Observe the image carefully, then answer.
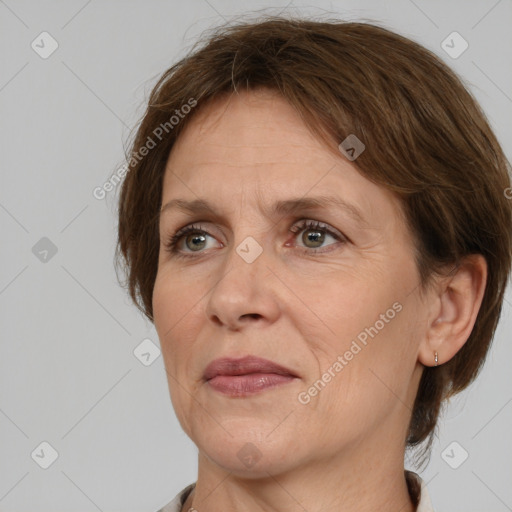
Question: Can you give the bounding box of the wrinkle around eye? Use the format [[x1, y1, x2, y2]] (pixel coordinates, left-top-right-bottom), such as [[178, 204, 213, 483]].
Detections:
[[162, 218, 350, 259]]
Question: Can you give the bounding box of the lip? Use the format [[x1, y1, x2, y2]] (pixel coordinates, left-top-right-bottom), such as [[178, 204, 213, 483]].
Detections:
[[203, 356, 299, 397]]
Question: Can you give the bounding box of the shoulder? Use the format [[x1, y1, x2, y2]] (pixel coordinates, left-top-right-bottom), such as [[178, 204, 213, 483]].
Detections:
[[156, 475, 434, 512], [155, 483, 196, 512], [406, 470, 435, 512]]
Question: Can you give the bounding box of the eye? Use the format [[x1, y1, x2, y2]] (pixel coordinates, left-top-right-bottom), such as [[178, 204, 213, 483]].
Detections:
[[164, 219, 347, 259], [288, 219, 346, 253], [164, 223, 220, 257]]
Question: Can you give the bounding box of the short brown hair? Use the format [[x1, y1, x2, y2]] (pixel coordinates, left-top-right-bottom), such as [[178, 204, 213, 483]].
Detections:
[[116, 16, 512, 453]]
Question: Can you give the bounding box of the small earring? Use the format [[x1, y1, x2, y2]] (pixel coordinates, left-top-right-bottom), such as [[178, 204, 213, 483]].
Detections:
[[434, 351, 438, 366]]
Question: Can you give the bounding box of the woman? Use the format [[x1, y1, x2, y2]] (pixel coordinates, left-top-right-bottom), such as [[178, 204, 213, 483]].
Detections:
[[116, 17, 511, 512]]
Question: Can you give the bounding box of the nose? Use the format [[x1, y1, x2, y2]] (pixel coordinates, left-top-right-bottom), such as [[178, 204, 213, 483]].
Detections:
[[204, 237, 281, 331]]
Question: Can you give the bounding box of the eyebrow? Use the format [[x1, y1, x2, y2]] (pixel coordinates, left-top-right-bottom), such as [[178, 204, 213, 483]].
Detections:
[[160, 195, 369, 226]]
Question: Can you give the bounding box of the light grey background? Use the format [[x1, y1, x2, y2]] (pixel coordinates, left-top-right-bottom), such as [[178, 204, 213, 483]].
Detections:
[[1, 1, 511, 511]]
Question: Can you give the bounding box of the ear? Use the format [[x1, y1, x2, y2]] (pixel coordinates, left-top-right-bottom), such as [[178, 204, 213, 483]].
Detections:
[[418, 254, 487, 367]]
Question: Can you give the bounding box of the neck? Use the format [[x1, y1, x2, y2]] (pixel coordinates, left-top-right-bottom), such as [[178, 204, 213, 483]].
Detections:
[[183, 440, 415, 512]]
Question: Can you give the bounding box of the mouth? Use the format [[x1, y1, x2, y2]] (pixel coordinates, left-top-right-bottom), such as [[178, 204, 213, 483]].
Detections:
[[203, 355, 299, 397]]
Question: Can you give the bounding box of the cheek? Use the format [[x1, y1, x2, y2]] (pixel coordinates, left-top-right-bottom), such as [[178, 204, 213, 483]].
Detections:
[[153, 267, 198, 332], [305, 268, 419, 401], [311, 275, 393, 345], [153, 271, 204, 434], [152, 269, 203, 377], [333, 301, 420, 408]]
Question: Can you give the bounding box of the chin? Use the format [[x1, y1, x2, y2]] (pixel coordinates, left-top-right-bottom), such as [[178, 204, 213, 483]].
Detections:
[[201, 443, 297, 478], [192, 420, 302, 477]]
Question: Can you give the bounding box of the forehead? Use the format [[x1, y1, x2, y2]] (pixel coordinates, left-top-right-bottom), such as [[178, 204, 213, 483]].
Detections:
[[161, 89, 404, 227], [169, 89, 326, 165], [165, 90, 349, 187]]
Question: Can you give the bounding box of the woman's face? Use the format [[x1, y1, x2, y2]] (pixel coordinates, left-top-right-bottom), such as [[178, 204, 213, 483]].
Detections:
[[153, 88, 427, 476]]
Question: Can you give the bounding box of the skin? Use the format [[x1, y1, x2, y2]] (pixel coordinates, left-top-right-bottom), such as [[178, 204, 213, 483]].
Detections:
[[152, 88, 487, 512]]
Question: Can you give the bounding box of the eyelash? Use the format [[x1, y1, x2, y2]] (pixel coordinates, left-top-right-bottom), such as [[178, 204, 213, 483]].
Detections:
[[164, 220, 347, 258]]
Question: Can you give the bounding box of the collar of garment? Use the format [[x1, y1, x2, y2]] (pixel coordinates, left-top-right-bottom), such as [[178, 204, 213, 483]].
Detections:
[[156, 470, 434, 512]]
